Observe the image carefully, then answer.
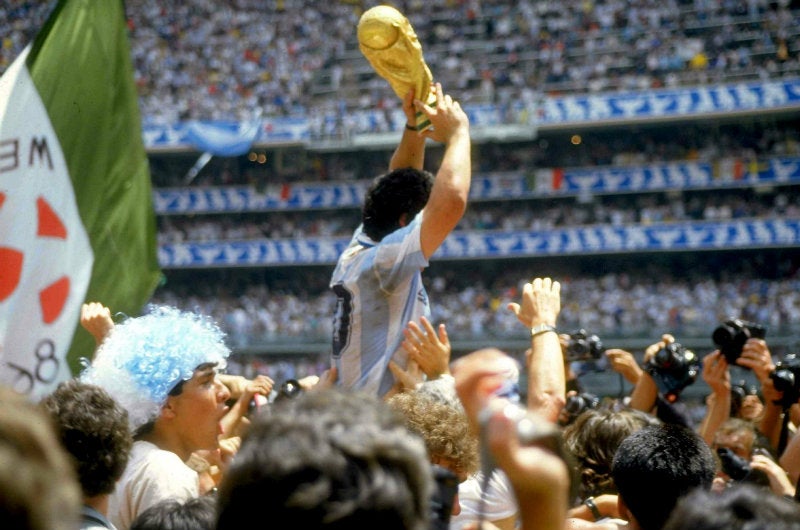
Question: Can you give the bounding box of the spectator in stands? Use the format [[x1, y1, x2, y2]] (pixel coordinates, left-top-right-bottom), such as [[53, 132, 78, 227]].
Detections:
[[0, 385, 81, 530], [80, 305, 232, 530], [215, 388, 434, 530], [330, 83, 471, 397], [41, 380, 133, 530]]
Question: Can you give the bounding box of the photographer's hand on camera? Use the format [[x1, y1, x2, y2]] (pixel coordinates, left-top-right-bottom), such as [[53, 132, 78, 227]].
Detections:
[[643, 333, 675, 365], [628, 335, 675, 414], [702, 351, 731, 394], [749, 453, 796, 497], [604, 349, 643, 385], [737, 339, 775, 383], [221, 374, 274, 438]]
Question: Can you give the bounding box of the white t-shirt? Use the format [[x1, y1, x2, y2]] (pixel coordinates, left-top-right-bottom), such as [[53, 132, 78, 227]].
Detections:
[[108, 440, 199, 530], [450, 469, 519, 530]]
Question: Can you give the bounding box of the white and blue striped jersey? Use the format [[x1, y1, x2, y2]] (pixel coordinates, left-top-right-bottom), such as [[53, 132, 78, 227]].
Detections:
[[330, 213, 430, 396]]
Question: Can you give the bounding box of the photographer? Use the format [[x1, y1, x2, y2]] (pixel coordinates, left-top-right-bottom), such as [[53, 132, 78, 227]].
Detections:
[[712, 417, 796, 498], [628, 334, 696, 428], [697, 345, 780, 450], [558, 330, 640, 426]]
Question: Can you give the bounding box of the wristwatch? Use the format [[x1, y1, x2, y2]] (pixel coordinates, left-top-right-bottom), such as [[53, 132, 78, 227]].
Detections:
[[530, 323, 557, 338], [583, 496, 602, 521]]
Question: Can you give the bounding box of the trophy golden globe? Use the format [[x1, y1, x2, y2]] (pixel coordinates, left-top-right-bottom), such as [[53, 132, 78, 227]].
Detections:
[[357, 5, 436, 132]]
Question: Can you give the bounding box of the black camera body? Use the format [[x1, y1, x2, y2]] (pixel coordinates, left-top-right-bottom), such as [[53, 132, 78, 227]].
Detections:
[[769, 353, 800, 409], [565, 329, 604, 362], [429, 464, 458, 530], [645, 342, 700, 402], [249, 378, 304, 413], [730, 380, 759, 417], [712, 318, 766, 365], [716, 447, 770, 486], [560, 392, 601, 426]]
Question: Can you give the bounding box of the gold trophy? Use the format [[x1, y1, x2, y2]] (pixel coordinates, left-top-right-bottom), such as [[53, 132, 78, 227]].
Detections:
[[357, 5, 436, 131]]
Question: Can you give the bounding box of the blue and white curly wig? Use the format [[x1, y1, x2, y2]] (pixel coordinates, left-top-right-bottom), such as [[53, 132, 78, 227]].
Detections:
[[80, 305, 229, 432]]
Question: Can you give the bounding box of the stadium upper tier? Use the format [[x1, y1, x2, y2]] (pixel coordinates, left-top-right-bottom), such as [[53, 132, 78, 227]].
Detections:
[[3, 0, 799, 147]]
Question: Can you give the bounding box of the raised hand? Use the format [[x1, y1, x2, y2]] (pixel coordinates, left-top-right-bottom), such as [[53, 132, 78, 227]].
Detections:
[[402, 316, 451, 380]]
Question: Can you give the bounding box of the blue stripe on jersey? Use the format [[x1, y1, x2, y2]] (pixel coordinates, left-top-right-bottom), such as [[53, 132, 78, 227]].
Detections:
[[330, 214, 429, 396]]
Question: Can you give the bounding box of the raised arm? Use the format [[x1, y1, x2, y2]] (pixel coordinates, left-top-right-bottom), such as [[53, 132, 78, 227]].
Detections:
[[80, 301, 114, 346], [451, 350, 570, 530], [508, 277, 565, 423], [389, 88, 427, 171], [417, 83, 471, 259], [697, 351, 731, 445]]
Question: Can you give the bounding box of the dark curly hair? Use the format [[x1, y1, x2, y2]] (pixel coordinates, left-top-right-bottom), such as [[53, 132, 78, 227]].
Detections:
[[40, 379, 132, 497], [362, 167, 434, 241]]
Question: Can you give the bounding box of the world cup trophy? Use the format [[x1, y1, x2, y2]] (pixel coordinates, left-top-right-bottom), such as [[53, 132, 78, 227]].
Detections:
[[357, 5, 437, 131]]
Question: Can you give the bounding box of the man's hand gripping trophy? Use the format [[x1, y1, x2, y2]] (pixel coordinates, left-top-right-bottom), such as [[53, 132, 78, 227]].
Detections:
[[357, 5, 437, 131]]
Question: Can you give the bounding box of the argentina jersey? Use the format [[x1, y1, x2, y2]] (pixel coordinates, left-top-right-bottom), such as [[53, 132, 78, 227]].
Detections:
[[330, 214, 430, 396]]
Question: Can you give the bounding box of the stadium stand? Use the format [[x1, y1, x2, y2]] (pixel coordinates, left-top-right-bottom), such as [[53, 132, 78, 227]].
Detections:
[[4, 1, 800, 398]]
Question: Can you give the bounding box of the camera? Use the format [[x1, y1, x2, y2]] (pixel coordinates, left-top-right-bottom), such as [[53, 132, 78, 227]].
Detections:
[[429, 464, 458, 530], [273, 378, 304, 403], [559, 392, 601, 426], [712, 318, 766, 365], [730, 380, 759, 417], [716, 447, 770, 486], [645, 342, 700, 402], [249, 378, 304, 413], [565, 329, 604, 362], [769, 353, 800, 409]]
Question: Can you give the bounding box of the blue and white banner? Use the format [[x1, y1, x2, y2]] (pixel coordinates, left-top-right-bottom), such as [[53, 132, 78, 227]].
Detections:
[[153, 157, 800, 214], [539, 78, 800, 126], [158, 219, 800, 268], [159, 237, 348, 268], [154, 181, 368, 214], [142, 78, 800, 150], [437, 219, 800, 258]]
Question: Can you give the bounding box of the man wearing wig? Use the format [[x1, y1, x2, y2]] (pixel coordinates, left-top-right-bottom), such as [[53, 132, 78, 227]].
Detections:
[[80, 306, 231, 530]]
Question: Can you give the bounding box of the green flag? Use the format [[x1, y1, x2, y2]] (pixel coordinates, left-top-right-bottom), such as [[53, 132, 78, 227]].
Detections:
[[0, 0, 160, 399]]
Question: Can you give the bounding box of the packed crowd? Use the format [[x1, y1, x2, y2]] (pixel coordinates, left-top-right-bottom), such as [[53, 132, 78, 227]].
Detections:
[[150, 266, 800, 350], [4, 6, 800, 529], [3, 0, 798, 126], [5, 278, 800, 530]]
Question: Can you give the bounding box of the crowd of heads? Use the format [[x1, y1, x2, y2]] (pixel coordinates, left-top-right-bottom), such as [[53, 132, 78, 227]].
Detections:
[[1, 281, 800, 530]]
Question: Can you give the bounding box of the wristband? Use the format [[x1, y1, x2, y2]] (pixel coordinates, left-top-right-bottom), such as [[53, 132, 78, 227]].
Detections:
[[530, 323, 557, 338], [583, 496, 602, 521], [405, 123, 417, 131]]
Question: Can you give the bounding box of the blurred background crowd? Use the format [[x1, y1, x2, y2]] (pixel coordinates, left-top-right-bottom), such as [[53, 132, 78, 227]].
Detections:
[[3, 0, 799, 399]]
